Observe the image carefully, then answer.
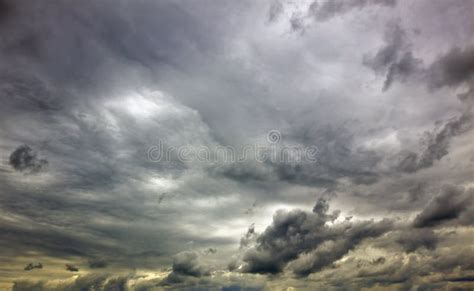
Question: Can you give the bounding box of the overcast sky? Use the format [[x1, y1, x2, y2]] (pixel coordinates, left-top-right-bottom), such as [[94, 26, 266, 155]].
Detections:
[[0, 0, 473, 290]]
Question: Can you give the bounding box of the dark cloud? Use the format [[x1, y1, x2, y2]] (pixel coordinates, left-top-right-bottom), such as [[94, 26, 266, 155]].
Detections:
[[213, 124, 381, 187], [65, 264, 79, 272], [0, 72, 61, 114], [0, 0, 473, 289], [380, 44, 474, 174], [0, 0, 215, 94], [407, 182, 426, 203], [23, 262, 42, 271], [160, 251, 212, 287], [240, 223, 257, 249], [382, 52, 421, 91], [396, 228, 439, 252], [428, 46, 474, 90], [0, 0, 13, 23], [0, 213, 126, 259], [414, 185, 473, 228], [398, 113, 473, 173], [267, 0, 283, 23], [416, 115, 473, 169], [8, 145, 48, 174], [240, 199, 393, 276], [245, 200, 261, 215], [205, 247, 217, 254], [363, 22, 422, 91], [280, 0, 397, 32], [371, 256, 386, 265], [88, 258, 108, 269], [13, 274, 128, 291], [169, 251, 210, 277], [430, 247, 474, 272]]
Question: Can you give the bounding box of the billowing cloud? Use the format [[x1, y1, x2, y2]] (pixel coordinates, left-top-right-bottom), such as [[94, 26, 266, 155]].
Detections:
[[414, 185, 473, 228], [240, 198, 393, 276]]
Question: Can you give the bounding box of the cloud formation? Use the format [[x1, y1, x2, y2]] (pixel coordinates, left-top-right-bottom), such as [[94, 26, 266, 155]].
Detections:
[[414, 185, 473, 228], [0, 0, 473, 289], [9, 145, 48, 174], [240, 197, 393, 276]]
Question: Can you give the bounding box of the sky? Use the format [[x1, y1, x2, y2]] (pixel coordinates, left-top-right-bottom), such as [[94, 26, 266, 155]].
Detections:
[[0, 0, 473, 290]]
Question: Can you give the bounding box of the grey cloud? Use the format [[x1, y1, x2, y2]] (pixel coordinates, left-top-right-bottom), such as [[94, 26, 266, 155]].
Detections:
[[76, 275, 128, 291], [365, 33, 474, 94], [13, 273, 128, 291], [23, 262, 42, 271], [368, 41, 474, 174], [240, 198, 393, 276], [363, 22, 422, 91], [414, 185, 473, 228], [288, 219, 392, 277], [88, 258, 108, 269], [240, 223, 257, 250], [245, 200, 262, 216], [371, 257, 386, 265], [267, 0, 283, 23], [212, 161, 274, 184], [289, 13, 305, 33], [0, 0, 212, 93], [309, 0, 397, 22], [169, 251, 210, 277], [65, 264, 79, 272], [212, 123, 382, 187], [407, 182, 426, 203], [1, 0, 474, 288], [382, 52, 421, 91], [398, 113, 473, 173], [428, 46, 474, 90], [430, 247, 474, 272], [9, 145, 48, 174], [416, 115, 473, 169], [160, 251, 212, 287], [12, 272, 269, 291], [0, 72, 61, 114], [311, 242, 474, 289], [0, 0, 13, 23], [282, 0, 397, 32], [396, 228, 438, 253], [227, 260, 239, 272], [204, 247, 217, 254]]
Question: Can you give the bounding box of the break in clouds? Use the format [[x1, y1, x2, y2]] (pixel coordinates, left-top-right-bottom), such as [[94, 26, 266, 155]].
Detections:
[[0, 0, 473, 290]]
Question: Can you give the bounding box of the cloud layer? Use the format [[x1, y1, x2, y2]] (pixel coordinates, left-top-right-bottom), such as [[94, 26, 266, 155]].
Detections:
[[0, 0, 473, 289]]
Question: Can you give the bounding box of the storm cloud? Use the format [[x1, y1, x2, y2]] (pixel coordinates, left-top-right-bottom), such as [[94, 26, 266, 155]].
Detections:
[[240, 198, 393, 276], [0, 0, 473, 289], [414, 185, 473, 228], [9, 145, 48, 174]]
